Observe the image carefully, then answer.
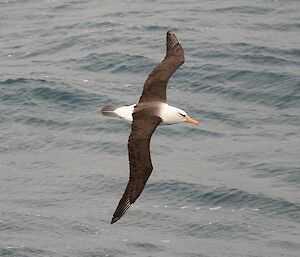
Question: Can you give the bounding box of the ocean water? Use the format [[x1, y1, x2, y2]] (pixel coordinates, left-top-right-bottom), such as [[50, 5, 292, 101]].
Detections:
[[1, 0, 300, 256]]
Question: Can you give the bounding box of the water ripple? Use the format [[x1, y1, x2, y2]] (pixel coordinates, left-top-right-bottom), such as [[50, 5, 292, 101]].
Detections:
[[212, 6, 274, 15], [78, 52, 153, 73], [145, 180, 300, 221]]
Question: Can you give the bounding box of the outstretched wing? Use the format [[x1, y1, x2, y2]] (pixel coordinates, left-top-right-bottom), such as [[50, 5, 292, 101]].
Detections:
[[111, 110, 162, 224], [139, 31, 184, 103]]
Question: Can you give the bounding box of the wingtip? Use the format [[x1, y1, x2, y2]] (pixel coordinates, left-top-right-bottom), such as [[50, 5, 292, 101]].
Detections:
[[166, 31, 180, 52], [167, 31, 176, 39], [111, 216, 119, 224]]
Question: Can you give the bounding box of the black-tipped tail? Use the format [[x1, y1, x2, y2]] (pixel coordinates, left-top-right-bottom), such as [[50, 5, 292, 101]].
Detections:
[[101, 105, 120, 117]]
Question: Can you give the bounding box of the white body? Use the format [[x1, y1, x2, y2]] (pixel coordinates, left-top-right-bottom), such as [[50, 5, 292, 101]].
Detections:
[[114, 104, 135, 122], [113, 103, 189, 125]]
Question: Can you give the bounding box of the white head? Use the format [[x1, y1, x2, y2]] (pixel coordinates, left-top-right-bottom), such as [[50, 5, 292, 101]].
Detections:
[[159, 104, 199, 125]]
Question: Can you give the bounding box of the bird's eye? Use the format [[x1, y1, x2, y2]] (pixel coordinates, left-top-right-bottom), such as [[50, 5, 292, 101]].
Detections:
[[179, 113, 186, 117]]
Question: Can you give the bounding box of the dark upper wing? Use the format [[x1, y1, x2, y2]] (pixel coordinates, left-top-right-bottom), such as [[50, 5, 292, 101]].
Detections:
[[111, 110, 162, 224], [138, 31, 184, 103]]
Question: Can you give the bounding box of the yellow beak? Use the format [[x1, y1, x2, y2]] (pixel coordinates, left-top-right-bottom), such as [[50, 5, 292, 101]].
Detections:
[[185, 116, 199, 126]]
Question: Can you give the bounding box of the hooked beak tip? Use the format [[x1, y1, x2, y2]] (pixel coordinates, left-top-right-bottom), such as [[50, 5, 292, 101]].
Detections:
[[185, 116, 200, 126]]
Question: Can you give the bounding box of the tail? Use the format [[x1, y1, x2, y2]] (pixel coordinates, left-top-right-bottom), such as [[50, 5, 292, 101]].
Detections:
[[101, 105, 120, 117]]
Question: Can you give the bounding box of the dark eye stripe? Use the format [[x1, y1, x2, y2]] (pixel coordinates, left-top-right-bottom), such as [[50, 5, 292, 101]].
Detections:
[[179, 113, 186, 117]]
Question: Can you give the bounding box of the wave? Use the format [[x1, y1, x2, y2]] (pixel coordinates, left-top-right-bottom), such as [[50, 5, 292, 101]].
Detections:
[[252, 22, 300, 32], [251, 163, 300, 184], [32, 86, 100, 110], [78, 52, 153, 74], [184, 69, 300, 109], [144, 180, 300, 221], [0, 78, 48, 85], [212, 6, 274, 15], [0, 247, 52, 257]]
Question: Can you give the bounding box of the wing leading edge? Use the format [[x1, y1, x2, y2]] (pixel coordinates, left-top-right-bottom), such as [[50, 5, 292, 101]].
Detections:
[[138, 31, 184, 103], [111, 110, 162, 224]]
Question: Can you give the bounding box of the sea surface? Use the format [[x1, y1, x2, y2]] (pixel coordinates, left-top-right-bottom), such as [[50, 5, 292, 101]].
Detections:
[[1, 0, 300, 256]]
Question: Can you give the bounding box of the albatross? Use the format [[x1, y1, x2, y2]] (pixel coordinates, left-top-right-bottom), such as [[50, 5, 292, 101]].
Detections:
[[101, 31, 199, 224]]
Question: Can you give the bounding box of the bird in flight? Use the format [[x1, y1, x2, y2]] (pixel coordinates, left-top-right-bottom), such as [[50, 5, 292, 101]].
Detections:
[[101, 31, 199, 224]]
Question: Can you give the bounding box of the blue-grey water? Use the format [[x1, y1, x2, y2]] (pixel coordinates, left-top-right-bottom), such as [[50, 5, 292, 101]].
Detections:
[[1, 0, 300, 256]]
